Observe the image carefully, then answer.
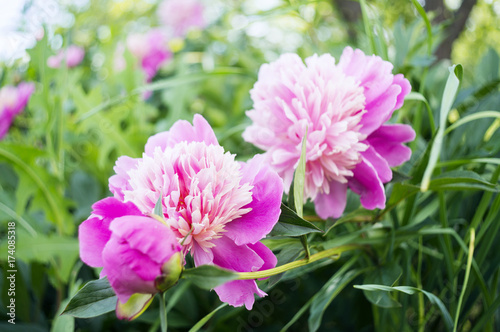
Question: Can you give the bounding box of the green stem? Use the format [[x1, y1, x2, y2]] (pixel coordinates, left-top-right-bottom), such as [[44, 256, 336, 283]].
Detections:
[[237, 245, 360, 280], [159, 292, 167, 332]]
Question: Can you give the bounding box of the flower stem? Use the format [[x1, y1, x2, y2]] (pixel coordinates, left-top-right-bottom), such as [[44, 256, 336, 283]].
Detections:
[[159, 292, 167, 332], [236, 244, 360, 280]]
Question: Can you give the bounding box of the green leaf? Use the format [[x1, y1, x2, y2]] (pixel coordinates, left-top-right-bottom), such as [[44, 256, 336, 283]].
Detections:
[[421, 65, 462, 192], [309, 269, 364, 332], [181, 265, 238, 290], [269, 203, 322, 237], [189, 303, 228, 332], [354, 284, 453, 330], [154, 192, 163, 217], [429, 170, 499, 192], [293, 128, 308, 218], [362, 263, 402, 308], [62, 278, 117, 318]]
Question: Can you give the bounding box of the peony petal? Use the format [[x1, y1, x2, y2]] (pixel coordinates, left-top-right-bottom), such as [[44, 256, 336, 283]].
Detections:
[[361, 146, 392, 183], [102, 236, 158, 303], [367, 124, 415, 167], [314, 181, 347, 219], [144, 114, 218, 155], [224, 155, 283, 245], [214, 279, 266, 310], [78, 216, 112, 268], [109, 216, 181, 265], [91, 197, 142, 220], [109, 156, 139, 200], [210, 236, 264, 272], [247, 242, 277, 280], [348, 158, 386, 210]]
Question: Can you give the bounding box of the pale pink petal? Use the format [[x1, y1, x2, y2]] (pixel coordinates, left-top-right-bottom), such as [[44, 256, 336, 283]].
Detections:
[[314, 181, 348, 219], [109, 156, 139, 200], [144, 114, 218, 155]]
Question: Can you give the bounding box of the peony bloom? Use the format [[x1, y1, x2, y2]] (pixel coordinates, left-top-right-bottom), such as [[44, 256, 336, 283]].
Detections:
[[126, 29, 172, 82], [79, 198, 183, 318], [157, 0, 205, 38], [108, 114, 283, 309], [47, 45, 85, 68], [243, 47, 415, 219], [0, 82, 35, 139]]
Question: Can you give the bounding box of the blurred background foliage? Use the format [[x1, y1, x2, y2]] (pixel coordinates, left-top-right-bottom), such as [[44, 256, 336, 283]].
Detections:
[[0, 0, 499, 331]]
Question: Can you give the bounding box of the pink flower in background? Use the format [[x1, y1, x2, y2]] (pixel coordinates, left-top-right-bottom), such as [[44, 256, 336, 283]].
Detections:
[[127, 29, 172, 82], [79, 198, 183, 316], [243, 47, 414, 219], [157, 0, 205, 38], [0, 82, 35, 139], [108, 114, 283, 309], [47, 45, 85, 68]]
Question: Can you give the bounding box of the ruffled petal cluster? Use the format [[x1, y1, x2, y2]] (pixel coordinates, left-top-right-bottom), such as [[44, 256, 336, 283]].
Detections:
[[243, 47, 414, 219], [0, 82, 35, 139], [157, 0, 205, 37], [99, 114, 282, 309], [47, 45, 85, 68], [79, 198, 182, 305]]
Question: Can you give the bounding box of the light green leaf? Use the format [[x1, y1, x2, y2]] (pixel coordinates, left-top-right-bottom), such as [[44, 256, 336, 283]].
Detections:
[[189, 303, 228, 332], [421, 65, 462, 192], [293, 128, 308, 218], [354, 284, 453, 329]]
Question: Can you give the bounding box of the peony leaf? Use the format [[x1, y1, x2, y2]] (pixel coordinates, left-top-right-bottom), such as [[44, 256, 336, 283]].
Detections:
[[293, 129, 308, 218], [154, 191, 163, 217], [62, 277, 116, 318], [269, 203, 322, 237], [115, 293, 154, 321], [354, 284, 453, 330], [182, 265, 238, 290]]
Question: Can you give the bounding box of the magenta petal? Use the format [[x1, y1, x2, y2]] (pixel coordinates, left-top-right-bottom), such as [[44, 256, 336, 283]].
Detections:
[[361, 146, 392, 183], [144, 114, 218, 155], [348, 159, 386, 210], [224, 155, 283, 245], [109, 216, 181, 266], [78, 217, 111, 268], [367, 124, 416, 167], [91, 197, 142, 220], [314, 181, 347, 219], [102, 237, 158, 303], [247, 242, 277, 280], [214, 279, 266, 310], [359, 84, 401, 135], [211, 236, 264, 272], [109, 156, 139, 200]]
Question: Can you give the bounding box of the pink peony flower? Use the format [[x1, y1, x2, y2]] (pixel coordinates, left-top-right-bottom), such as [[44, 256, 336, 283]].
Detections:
[[47, 45, 85, 68], [243, 47, 415, 219], [79, 198, 183, 308], [108, 114, 283, 309], [157, 0, 205, 38], [0, 82, 35, 139], [126, 29, 172, 82]]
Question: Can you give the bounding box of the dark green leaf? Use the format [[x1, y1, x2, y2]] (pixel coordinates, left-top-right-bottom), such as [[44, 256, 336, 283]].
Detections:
[[62, 278, 117, 318], [362, 263, 402, 308], [182, 265, 238, 290], [269, 203, 322, 237]]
